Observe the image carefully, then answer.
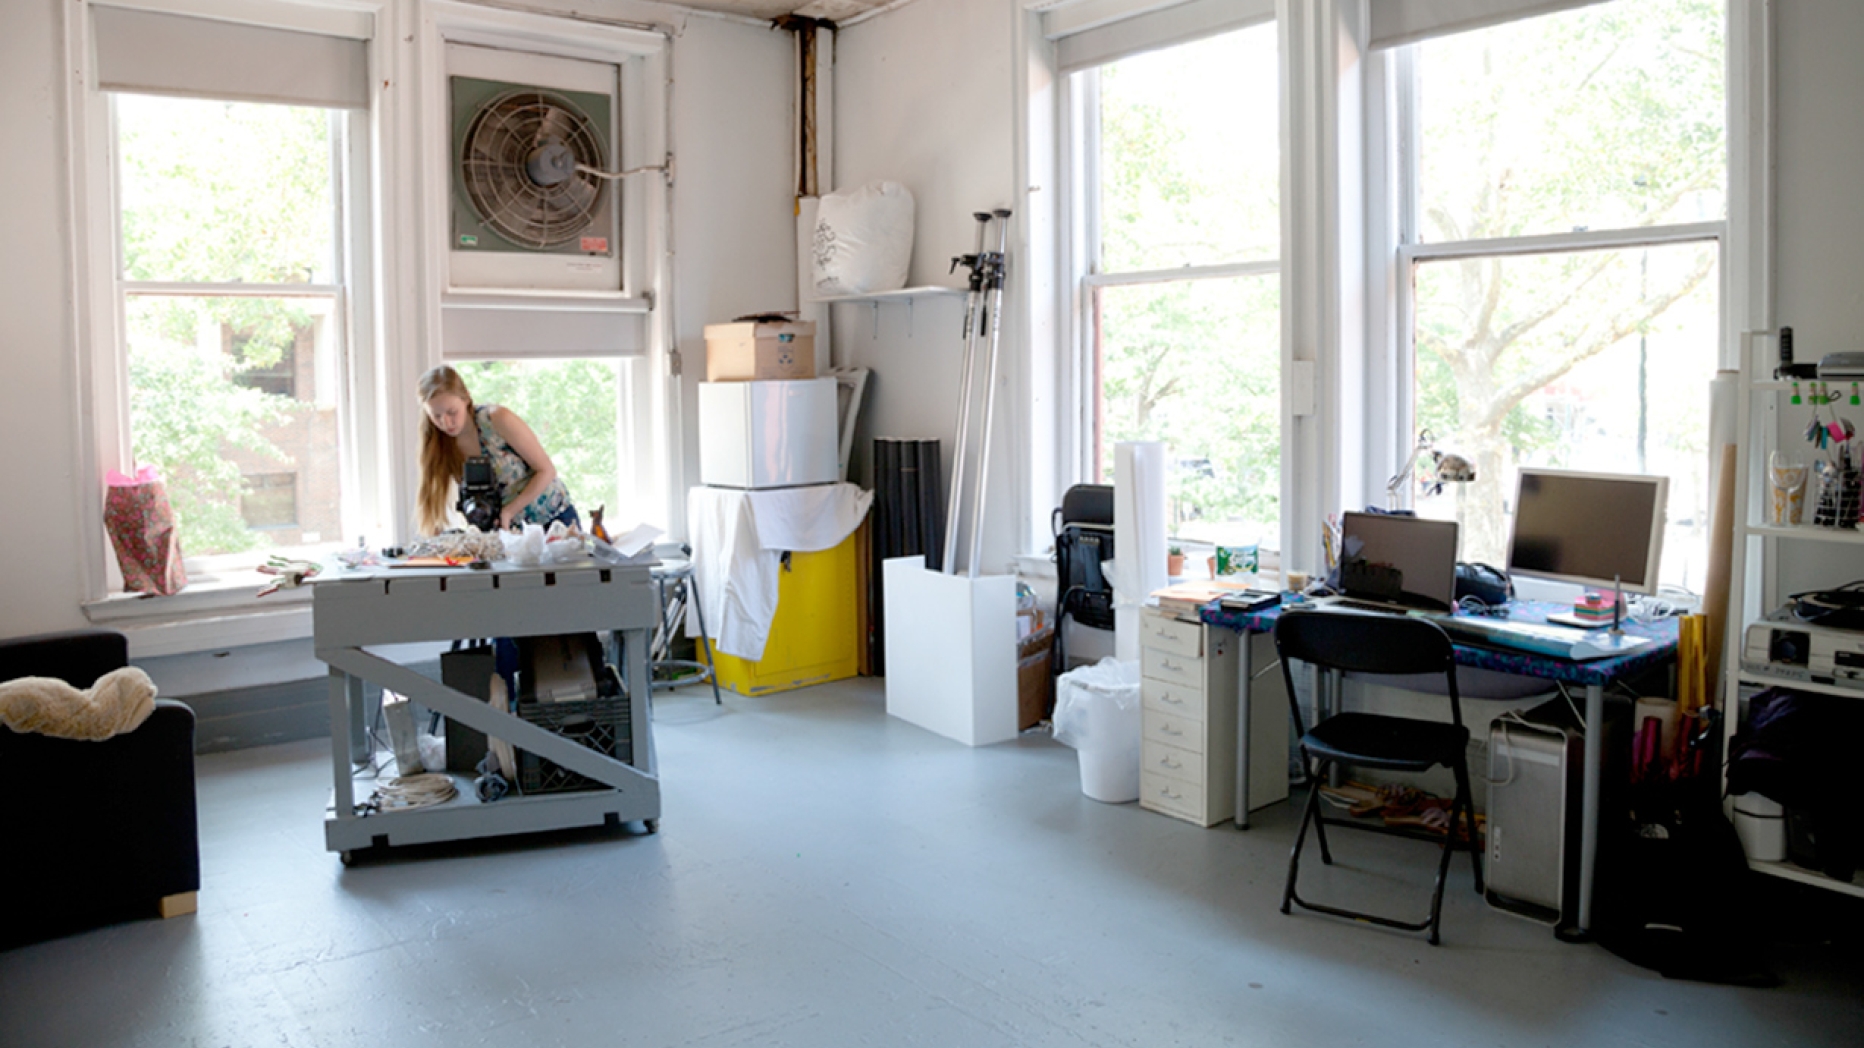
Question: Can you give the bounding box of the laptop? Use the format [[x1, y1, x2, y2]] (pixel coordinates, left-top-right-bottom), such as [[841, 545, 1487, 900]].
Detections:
[[1310, 512, 1460, 615]]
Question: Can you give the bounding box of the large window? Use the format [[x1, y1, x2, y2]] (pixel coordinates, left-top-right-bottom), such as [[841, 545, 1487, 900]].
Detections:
[[115, 93, 353, 562], [1400, 0, 1725, 593], [1079, 20, 1281, 552]]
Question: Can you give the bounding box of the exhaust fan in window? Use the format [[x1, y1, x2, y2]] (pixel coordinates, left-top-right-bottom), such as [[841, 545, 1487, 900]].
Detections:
[[446, 46, 623, 293], [456, 82, 612, 252]]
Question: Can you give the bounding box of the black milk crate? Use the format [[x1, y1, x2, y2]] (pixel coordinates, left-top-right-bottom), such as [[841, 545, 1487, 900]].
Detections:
[[514, 694, 633, 795]]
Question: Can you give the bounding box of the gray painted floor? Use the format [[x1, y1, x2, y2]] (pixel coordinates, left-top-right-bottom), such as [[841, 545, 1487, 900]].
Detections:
[[4, 676, 1862, 1047]]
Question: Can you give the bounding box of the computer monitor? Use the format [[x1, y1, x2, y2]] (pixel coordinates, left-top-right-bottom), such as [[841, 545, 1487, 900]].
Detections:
[[1505, 468, 1669, 596]]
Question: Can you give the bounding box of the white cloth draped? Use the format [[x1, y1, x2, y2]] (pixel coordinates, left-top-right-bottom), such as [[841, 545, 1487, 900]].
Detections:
[[687, 483, 873, 661]]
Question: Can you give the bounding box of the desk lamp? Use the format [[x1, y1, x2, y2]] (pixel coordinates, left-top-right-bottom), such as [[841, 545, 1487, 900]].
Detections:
[[1386, 429, 1476, 510]]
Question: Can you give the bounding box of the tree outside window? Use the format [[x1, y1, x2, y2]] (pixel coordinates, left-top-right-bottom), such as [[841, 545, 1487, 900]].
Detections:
[[1406, 0, 1725, 591]]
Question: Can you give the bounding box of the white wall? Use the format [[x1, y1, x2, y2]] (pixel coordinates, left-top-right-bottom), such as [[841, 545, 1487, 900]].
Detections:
[[0, 0, 89, 640], [830, 0, 1026, 576], [0, 0, 795, 692], [670, 10, 801, 506], [1768, 1, 1864, 598]]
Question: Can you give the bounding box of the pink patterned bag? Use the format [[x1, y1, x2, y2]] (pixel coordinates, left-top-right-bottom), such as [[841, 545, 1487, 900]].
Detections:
[[104, 466, 188, 596]]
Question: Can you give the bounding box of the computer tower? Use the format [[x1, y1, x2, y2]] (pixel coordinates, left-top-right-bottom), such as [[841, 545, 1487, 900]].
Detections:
[[1485, 697, 1585, 925]]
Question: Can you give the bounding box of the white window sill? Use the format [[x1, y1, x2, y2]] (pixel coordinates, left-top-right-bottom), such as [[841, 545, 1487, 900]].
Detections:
[[83, 568, 314, 658]]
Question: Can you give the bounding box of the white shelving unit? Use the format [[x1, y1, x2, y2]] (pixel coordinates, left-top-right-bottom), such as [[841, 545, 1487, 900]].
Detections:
[[1723, 330, 1864, 896]]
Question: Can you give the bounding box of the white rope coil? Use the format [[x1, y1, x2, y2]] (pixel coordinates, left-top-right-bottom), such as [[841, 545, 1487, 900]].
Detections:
[[368, 773, 458, 812]]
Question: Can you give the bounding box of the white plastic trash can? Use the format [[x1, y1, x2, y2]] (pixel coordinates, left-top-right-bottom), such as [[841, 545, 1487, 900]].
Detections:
[[1051, 658, 1142, 803]]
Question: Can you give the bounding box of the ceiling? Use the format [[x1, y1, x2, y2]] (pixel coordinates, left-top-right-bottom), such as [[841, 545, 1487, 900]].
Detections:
[[674, 0, 900, 23]]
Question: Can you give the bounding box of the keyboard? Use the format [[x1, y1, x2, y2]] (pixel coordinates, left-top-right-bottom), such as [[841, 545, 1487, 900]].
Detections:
[[1427, 614, 1651, 661], [1313, 597, 1412, 615]]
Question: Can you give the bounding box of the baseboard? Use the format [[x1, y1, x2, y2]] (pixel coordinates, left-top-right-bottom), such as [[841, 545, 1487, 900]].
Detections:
[[181, 658, 441, 753]]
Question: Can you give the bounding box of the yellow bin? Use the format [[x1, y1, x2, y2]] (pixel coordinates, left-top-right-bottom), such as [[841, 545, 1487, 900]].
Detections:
[[704, 533, 860, 695]]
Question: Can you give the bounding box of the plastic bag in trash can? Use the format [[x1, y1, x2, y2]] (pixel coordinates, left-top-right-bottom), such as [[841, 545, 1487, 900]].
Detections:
[[1051, 657, 1142, 749], [1052, 658, 1142, 803]]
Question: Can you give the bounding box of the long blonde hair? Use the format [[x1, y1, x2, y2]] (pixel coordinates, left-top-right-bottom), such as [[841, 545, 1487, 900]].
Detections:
[[416, 365, 474, 535]]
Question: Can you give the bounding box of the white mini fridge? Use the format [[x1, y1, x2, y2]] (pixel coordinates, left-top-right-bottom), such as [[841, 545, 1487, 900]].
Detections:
[[698, 378, 839, 489]]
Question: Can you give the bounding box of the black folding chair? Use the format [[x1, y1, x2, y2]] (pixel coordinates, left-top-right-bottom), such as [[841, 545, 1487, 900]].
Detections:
[[1273, 609, 1484, 945], [1052, 483, 1115, 676]]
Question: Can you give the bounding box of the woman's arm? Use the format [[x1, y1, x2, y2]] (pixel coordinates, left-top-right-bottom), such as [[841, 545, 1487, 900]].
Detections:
[[487, 406, 560, 528]]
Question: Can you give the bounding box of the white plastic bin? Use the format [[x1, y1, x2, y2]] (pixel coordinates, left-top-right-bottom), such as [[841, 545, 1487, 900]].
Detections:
[[1733, 792, 1788, 862], [1051, 658, 1142, 803]]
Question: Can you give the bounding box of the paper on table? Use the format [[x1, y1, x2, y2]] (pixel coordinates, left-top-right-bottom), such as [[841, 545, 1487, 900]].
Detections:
[[593, 522, 662, 562]]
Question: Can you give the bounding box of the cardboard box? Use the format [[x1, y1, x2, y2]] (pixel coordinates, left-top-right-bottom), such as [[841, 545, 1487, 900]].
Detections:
[[704, 320, 816, 382], [1017, 625, 1056, 731]]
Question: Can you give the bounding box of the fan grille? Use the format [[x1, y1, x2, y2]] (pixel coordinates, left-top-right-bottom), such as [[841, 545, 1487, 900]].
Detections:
[[460, 89, 606, 250]]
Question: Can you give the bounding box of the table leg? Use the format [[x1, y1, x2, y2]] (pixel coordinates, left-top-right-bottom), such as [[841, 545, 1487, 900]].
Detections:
[[1235, 630, 1253, 829], [329, 667, 356, 821], [624, 625, 655, 778], [1577, 681, 1604, 935], [1326, 667, 1343, 789], [347, 672, 369, 766]]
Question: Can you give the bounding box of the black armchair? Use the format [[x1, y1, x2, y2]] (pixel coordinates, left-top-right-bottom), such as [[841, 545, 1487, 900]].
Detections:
[[0, 629, 200, 945]]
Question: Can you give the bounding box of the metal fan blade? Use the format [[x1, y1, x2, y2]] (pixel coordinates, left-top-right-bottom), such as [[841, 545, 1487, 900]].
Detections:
[[558, 177, 599, 213], [534, 106, 579, 149], [459, 87, 608, 250]]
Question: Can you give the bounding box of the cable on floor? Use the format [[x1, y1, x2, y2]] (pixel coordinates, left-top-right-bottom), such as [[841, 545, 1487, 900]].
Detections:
[[363, 773, 458, 813]]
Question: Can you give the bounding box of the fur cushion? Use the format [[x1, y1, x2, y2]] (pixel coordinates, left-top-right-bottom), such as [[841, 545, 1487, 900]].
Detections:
[[0, 667, 158, 740]]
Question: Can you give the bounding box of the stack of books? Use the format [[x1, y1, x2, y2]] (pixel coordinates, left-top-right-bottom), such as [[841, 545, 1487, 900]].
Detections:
[[1149, 580, 1238, 622]]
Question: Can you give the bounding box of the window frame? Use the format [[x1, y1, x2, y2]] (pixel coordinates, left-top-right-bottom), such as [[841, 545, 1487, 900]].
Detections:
[[418, 3, 674, 539], [67, 0, 398, 648], [67, 1, 673, 653], [111, 96, 362, 572], [1025, 0, 1764, 581], [1060, 24, 1286, 554], [1380, 2, 1733, 593], [100, 89, 372, 580]]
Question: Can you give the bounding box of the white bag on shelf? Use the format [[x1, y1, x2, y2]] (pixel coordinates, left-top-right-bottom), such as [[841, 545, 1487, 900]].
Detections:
[[812, 181, 915, 297]]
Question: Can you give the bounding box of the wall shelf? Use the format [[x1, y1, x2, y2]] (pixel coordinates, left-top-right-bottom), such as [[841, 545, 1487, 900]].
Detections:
[[1742, 523, 1864, 545], [1735, 669, 1864, 701], [811, 285, 964, 303], [815, 285, 965, 338], [1749, 857, 1864, 898]]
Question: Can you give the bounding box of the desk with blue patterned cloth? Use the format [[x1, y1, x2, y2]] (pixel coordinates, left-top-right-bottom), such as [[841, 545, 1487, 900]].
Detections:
[[1200, 596, 1680, 938]]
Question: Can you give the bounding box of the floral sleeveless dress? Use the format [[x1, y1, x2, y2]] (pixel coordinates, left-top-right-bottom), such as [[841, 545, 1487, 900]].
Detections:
[[475, 404, 575, 527]]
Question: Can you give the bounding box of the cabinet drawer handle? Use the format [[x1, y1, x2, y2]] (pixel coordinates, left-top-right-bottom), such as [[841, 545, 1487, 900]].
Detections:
[[1158, 785, 1184, 800], [1161, 659, 1183, 672], [1162, 693, 1184, 705], [1160, 724, 1184, 737], [1158, 754, 1183, 770]]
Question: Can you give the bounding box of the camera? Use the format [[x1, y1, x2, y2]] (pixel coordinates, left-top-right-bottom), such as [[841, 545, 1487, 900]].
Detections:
[[458, 455, 502, 532]]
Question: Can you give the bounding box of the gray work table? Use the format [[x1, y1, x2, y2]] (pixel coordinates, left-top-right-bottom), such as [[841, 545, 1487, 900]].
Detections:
[[312, 555, 661, 862]]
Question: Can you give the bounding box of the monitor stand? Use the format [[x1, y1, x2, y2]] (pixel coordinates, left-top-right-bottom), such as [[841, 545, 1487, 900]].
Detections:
[[1569, 631, 1651, 660], [1544, 612, 1614, 630]]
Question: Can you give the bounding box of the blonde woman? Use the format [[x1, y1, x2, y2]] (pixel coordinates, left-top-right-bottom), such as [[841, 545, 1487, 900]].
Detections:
[[415, 365, 577, 535]]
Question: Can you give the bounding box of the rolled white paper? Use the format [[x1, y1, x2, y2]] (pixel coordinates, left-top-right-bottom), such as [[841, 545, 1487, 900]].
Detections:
[[1113, 441, 1168, 662]]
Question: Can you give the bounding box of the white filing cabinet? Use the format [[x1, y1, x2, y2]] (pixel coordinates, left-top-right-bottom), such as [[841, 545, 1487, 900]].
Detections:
[[1139, 607, 1239, 826], [1139, 606, 1292, 827]]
